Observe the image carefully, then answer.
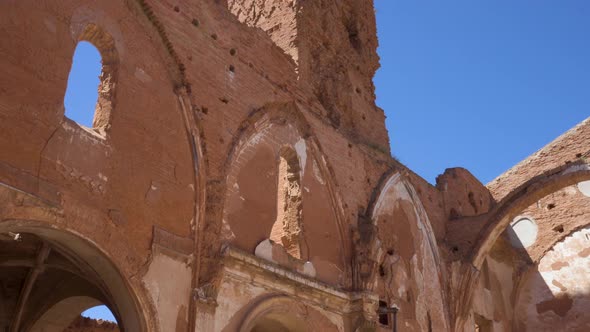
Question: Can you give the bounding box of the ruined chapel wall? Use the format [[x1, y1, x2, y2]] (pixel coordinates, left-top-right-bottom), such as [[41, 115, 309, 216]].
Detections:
[[507, 184, 590, 263], [219, 103, 366, 286], [513, 226, 590, 332], [1, 0, 400, 294], [297, 0, 388, 149], [226, 0, 299, 63], [225, 0, 390, 151], [154, 0, 400, 284], [464, 179, 590, 332], [0, 2, 208, 331], [0, 1, 495, 330], [367, 174, 450, 331], [0, 0, 197, 282]]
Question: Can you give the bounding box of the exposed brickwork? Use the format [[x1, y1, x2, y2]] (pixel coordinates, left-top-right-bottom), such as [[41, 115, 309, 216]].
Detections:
[[64, 316, 119, 332], [488, 118, 590, 201]]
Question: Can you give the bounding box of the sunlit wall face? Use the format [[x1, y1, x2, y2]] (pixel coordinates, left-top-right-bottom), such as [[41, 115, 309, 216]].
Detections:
[[513, 226, 590, 332]]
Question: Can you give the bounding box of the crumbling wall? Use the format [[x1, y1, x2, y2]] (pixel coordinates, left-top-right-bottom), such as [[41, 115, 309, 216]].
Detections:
[[366, 174, 450, 332], [64, 317, 119, 332], [226, 0, 389, 151], [297, 0, 385, 145], [227, 0, 298, 63], [221, 105, 348, 286], [508, 184, 590, 262], [436, 168, 494, 221], [462, 179, 590, 332], [0, 1, 201, 329], [3, 0, 588, 331]]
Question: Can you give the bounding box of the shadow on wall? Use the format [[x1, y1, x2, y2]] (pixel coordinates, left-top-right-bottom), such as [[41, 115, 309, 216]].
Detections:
[[475, 184, 590, 332], [511, 225, 590, 332], [368, 173, 449, 331]]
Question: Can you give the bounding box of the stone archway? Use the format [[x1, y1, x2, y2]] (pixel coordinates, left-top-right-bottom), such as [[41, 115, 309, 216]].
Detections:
[[0, 221, 146, 332], [472, 162, 590, 268], [452, 161, 590, 331], [249, 314, 306, 332], [29, 296, 102, 332], [238, 296, 339, 332], [220, 102, 350, 286], [358, 172, 449, 331]]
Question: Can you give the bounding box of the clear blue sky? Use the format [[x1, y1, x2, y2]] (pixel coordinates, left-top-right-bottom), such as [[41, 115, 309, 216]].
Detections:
[[374, 0, 589, 184], [64, 41, 100, 128], [81, 306, 116, 322], [67, 1, 589, 323]]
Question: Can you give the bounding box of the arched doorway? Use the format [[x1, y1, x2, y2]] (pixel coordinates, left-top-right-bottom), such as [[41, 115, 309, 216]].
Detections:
[[238, 296, 338, 332], [0, 222, 145, 331]]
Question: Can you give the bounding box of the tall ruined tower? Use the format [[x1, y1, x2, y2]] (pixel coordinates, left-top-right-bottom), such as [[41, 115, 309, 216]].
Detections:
[[228, 0, 389, 152]]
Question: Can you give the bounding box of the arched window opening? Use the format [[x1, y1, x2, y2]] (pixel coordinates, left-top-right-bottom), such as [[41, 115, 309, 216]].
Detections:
[[82, 305, 117, 322], [64, 41, 101, 128], [64, 24, 118, 135], [270, 147, 305, 259], [68, 305, 119, 330]]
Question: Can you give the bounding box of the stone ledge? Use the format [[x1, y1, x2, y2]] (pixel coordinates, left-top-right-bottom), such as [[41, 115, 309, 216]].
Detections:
[[222, 245, 377, 315]]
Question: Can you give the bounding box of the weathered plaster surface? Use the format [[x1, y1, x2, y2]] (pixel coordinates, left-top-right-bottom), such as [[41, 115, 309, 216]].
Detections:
[[514, 227, 590, 332], [370, 174, 449, 332], [143, 252, 191, 332]]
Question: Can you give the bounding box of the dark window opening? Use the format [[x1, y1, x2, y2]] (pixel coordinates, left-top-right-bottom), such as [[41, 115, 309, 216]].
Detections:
[[379, 264, 386, 277], [378, 300, 389, 326]]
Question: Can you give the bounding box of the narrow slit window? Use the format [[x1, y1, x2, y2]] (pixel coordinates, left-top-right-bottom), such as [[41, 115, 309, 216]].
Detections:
[[64, 41, 102, 128]]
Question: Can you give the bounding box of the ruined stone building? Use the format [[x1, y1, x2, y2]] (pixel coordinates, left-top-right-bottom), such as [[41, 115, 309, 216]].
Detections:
[[1, 1, 589, 331]]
